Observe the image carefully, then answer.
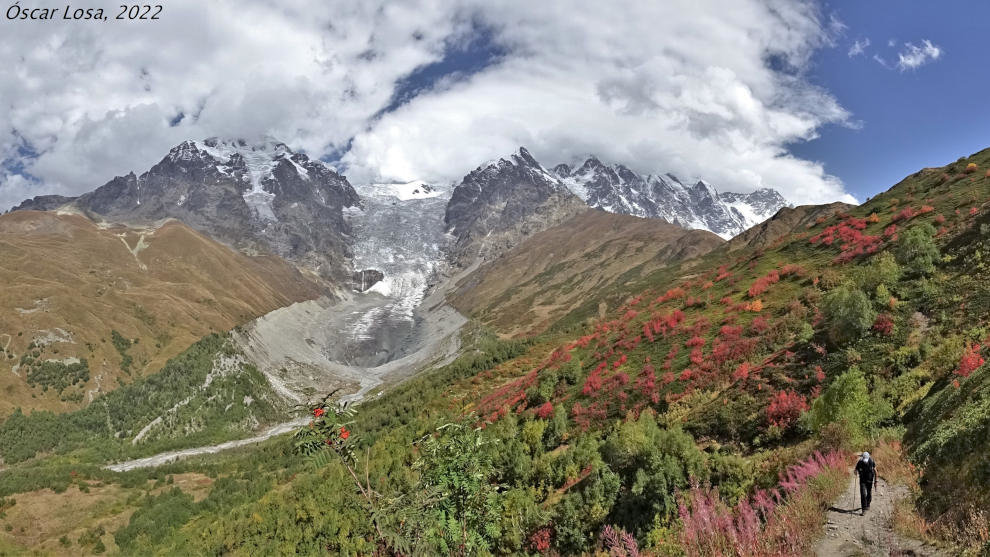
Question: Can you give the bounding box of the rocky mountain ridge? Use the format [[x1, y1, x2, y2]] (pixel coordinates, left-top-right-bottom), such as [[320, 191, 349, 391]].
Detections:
[[554, 156, 789, 238], [443, 147, 588, 265], [13, 138, 361, 279]]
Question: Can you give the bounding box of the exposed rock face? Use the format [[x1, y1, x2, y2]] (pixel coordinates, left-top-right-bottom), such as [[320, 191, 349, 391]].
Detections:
[[9, 194, 75, 212], [444, 147, 587, 264], [14, 138, 360, 279], [555, 157, 789, 238], [352, 269, 385, 292]]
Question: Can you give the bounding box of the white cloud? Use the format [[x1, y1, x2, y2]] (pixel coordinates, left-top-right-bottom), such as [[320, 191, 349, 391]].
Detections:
[[345, 0, 855, 205], [848, 38, 870, 57], [896, 39, 943, 71], [0, 0, 472, 208], [0, 0, 856, 209]]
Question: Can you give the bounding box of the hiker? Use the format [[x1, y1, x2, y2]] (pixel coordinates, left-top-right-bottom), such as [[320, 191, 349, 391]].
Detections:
[[855, 451, 877, 514]]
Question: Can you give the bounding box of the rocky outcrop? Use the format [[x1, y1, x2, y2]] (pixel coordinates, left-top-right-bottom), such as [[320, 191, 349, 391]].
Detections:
[[444, 147, 587, 265], [555, 157, 789, 238]]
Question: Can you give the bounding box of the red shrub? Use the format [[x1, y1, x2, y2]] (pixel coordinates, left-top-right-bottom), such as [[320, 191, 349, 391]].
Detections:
[[582, 372, 603, 396], [766, 390, 807, 430], [528, 527, 553, 554], [636, 364, 659, 404], [656, 287, 686, 303], [778, 264, 805, 277], [748, 270, 780, 298], [732, 362, 751, 381], [872, 313, 894, 336], [814, 366, 826, 382], [891, 207, 917, 223], [750, 316, 771, 334], [535, 401, 554, 419], [956, 343, 985, 378], [686, 335, 706, 348]]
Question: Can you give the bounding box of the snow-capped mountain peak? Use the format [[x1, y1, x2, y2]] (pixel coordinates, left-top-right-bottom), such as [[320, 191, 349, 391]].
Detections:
[[553, 156, 789, 238]]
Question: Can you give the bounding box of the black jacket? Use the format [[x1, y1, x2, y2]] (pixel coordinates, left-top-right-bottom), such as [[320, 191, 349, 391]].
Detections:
[[855, 457, 876, 483]]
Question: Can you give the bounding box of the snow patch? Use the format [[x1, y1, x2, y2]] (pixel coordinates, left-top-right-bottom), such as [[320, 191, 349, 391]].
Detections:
[[358, 180, 446, 201]]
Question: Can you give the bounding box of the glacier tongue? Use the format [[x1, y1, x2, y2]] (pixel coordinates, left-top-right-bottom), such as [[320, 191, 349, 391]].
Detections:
[[330, 182, 453, 366]]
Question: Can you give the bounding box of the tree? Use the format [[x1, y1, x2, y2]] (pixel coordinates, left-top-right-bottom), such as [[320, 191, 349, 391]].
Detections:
[[855, 251, 902, 293], [822, 286, 876, 345], [895, 223, 939, 276], [601, 413, 707, 533], [803, 367, 891, 443], [414, 423, 505, 556]]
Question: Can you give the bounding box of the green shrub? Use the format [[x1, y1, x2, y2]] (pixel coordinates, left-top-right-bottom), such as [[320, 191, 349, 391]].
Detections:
[[855, 251, 902, 293], [822, 286, 876, 345], [803, 367, 891, 443], [895, 224, 939, 276]]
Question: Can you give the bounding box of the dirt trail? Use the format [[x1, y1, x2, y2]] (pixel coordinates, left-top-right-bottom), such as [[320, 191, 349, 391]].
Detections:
[[815, 473, 945, 557]]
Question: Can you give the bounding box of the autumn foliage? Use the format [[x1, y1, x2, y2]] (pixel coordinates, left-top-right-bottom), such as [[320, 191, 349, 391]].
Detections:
[[766, 390, 808, 430], [955, 343, 985, 378]]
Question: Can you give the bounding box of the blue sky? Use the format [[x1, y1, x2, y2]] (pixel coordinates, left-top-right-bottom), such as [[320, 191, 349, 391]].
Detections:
[[793, 1, 990, 201]]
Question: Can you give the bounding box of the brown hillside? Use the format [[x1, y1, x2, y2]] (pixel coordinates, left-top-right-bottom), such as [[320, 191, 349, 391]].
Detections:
[[449, 209, 724, 336], [727, 201, 853, 252], [0, 211, 324, 414]]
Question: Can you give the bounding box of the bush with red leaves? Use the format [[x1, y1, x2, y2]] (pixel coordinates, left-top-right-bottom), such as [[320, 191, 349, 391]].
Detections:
[[535, 401, 554, 419], [891, 207, 918, 223], [528, 527, 553, 554], [750, 316, 771, 334], [766, 390, 808, 430], [747, 270, 780, 298], [956, 343, 985, 378], [872, 313, 894, 336]]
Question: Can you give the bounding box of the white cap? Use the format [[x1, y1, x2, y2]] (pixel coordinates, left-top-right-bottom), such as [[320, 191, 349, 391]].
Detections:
[[862, 452, 870, 460]]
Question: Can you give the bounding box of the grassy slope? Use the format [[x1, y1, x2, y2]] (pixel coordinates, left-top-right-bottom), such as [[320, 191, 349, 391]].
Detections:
[[450, 209, 724, 337], [0, 211, 323, 415]]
